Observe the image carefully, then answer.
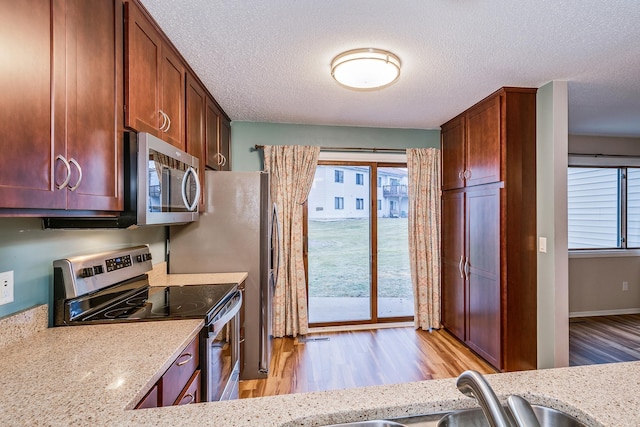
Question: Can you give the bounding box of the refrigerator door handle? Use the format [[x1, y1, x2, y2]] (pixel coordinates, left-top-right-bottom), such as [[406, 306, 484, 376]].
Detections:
[[272, 203, 281, 288]]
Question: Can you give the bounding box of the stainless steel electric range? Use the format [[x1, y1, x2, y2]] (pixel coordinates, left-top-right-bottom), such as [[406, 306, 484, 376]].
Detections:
[[52, 245, 242, 402]]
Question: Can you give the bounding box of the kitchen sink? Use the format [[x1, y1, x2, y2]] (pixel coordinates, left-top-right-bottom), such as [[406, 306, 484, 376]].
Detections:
[[321, 404, 586, 427]]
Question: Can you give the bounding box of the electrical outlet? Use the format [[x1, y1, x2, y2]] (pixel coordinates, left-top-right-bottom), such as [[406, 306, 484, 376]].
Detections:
[[623, 281, 629, 291], [0, 270, 14, 305]]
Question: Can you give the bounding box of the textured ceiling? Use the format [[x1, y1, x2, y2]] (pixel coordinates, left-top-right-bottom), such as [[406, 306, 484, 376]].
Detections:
[[140, 0, 640, 137]]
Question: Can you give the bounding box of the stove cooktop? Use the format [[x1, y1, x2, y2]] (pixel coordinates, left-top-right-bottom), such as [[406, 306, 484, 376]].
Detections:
[[77, 282, 238, 324]]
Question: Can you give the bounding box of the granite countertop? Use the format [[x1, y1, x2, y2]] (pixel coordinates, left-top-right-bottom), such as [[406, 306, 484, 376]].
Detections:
[[1, 272, 640, 426]]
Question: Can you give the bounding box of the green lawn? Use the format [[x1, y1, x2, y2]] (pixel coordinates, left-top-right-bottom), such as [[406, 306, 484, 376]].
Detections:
[[307, 218, 412, 298]]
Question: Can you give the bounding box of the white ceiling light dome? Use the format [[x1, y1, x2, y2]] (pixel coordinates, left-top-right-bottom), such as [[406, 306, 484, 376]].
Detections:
[[331, 48, 401, 90]]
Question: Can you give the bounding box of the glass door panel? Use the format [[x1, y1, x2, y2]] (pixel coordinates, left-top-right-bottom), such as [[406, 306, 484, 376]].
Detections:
[[307, 165, 371, 323], [376, 167, 413, 318]]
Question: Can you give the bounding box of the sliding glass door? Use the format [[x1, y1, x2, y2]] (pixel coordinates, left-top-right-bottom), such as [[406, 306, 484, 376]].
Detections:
[[305, 161, 412, 326]]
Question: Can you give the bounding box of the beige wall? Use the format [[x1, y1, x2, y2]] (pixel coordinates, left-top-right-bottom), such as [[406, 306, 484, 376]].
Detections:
[[569, 134, 640, 156], [569, 256, 640, 314]]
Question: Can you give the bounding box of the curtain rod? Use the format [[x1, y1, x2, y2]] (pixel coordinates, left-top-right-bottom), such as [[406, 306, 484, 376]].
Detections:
[[253, 144, 406, 153]]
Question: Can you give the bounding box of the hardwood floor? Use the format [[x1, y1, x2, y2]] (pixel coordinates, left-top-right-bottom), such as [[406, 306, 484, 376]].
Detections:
[[570, 314, 640, 366], [239, 327, 497, 398]]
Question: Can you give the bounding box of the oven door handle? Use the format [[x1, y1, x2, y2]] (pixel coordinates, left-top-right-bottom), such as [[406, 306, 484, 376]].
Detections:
[[209, 291, 242, 335]]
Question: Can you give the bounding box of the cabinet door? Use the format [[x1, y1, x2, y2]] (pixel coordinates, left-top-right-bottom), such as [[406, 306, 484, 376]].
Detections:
[[441, 116, 465, 191], [465, 95, 501, 187], [219, 117, 231, 171], [0, 0, 66, 209], [186, 73, 206, 209], [64, 0, 123, 211], [441, 191, 466, 341], [205, 98, 220, 169], [124, 2, 162, 139], [465, 186, 501, 368], [160, 45, 185, 150]]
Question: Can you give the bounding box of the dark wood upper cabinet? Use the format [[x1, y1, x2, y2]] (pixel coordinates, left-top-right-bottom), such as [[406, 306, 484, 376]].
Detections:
[[206, 98, 231, 171], [125, 1, 185, 150], [0, 0, 123, 212], [219, 117, 231, 171], [441, 94, 501, 190], [64, 0, 124, 211], [0, 0, 64, 209], [441, 116, 466, 191], [186, 72, 206, 209], [440, 87, 537, 373]]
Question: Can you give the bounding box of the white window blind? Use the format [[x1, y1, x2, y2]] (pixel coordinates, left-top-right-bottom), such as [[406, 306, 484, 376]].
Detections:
[[567, 167, 619, 249]]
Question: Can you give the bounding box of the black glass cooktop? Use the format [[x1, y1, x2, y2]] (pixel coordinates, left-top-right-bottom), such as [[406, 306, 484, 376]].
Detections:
[[77, 282, 237, 324]]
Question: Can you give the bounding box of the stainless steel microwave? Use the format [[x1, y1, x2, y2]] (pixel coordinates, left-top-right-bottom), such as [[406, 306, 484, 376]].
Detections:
[[43, 132, 200, 229], [136, 132, 200, 226]]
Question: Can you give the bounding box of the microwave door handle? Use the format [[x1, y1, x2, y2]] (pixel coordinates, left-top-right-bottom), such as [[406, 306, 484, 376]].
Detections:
[[181, 167, 201, 212]]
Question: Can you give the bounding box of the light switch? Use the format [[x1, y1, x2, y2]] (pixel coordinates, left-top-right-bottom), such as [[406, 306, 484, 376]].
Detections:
[[0, 270, 14, 305], [538, 237, 547, 253]]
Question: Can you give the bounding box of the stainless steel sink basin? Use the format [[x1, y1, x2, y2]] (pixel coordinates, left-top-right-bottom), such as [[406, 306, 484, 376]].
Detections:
[[322, 421, 406, 427], [435, 405, 585, 426], [321, 405, 586, 427]]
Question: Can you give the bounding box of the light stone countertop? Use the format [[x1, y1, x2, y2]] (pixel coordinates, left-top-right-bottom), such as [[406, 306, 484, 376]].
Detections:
[[1, 271, 640, 426]]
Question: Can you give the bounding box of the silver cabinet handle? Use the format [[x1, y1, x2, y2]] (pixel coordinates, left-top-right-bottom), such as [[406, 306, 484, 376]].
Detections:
[[68, 158, 82, 191], [181, 166, 201, 212], [464, 169, 472, 180], [216, 152, 227, 167], [180, 393, 195, 405], [164, 112, 171, 133], [459, 254, 465, 279], [159, 110, 168, 131], [458, 170, 464, 181], [464, 257, 470, 280], [55, 155, 72, 190], [176, 353, 193, 366]]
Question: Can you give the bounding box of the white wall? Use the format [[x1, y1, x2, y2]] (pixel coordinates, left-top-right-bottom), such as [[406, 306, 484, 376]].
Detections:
[[536, 81, 569, 369]]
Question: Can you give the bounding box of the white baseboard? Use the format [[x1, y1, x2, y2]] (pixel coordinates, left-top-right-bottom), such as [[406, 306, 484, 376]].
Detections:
[[569, 308, 640, 318]]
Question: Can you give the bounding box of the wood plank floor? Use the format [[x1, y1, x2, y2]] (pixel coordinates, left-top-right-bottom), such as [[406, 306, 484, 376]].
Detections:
[[239, 327, 497, 398], [569, 314, 640, 366]]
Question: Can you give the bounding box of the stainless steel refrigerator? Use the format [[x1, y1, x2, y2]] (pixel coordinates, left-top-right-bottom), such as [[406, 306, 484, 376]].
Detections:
[[168, 171, 278, 380]]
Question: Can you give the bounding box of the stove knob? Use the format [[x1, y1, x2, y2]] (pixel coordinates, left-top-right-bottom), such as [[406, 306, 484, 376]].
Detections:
[[93, 265, 104, 275], [136, 253, 153, 262], [80, 267, 94, 278]]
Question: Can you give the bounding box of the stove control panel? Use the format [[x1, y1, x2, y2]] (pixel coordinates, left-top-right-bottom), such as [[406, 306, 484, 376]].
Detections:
[[105, 255, 133, 272], [53, 245, 153, 299]]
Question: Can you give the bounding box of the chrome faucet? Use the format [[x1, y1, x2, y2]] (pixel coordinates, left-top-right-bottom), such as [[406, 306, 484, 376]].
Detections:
[[455, 370, 513, 427]]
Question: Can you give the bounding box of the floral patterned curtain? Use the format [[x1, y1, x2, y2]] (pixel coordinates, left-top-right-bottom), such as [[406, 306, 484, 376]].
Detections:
[[406, 148, 441, 330], [263, 145, 320, 337]]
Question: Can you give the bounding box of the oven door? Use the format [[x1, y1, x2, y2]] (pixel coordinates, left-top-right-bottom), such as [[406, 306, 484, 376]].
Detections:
[[203, 291, 242, 401]]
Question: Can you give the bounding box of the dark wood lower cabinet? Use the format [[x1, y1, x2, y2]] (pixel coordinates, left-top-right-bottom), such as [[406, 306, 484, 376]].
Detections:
[[465, 186, 501, 369], [136, 336, 200, 409], [441, 185, 502, 369], [441, 191, 465, 340]]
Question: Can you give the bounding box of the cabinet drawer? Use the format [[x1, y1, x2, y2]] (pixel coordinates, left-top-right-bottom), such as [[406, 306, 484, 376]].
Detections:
[[174, 369, 201, 405], [161, 337, 199, 406], [135, 384, 158, 409]]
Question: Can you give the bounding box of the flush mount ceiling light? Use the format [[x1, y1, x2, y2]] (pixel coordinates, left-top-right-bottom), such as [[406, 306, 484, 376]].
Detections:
[[331, 48, 401, 90]]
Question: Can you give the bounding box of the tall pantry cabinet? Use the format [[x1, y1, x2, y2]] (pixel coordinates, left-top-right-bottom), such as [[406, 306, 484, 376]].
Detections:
[[440, 87, 537, 372]]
